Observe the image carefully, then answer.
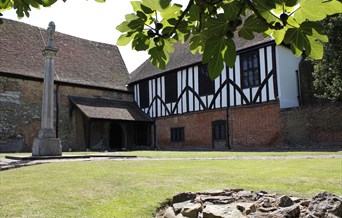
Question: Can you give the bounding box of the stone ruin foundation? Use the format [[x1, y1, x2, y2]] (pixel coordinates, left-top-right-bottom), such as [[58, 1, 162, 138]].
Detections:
[[155, 189, 341, 218]]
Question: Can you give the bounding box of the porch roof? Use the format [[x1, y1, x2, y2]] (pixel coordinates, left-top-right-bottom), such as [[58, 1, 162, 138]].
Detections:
[[69, 96, 153, 122]]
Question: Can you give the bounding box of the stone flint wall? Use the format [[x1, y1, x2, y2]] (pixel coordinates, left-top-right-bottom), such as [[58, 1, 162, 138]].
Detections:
[[0, 77, 42, 152], [0, 75, 133, 152]]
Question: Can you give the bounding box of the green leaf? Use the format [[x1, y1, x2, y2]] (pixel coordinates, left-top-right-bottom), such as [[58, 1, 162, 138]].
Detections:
[[159, 0, 171, 10], [202, 37, 236, 79], [125, 13, 140, 21], [300, 21, 328, 42], [307, 35, 323, 59], [131, 1, 142, 12], [41, 0, 57, 7], [272, 29, 287, 45], [253, 0, 275, 13], [207, 14, 229, 37], [275, 0, 298, 7], [260, 10, 277, 23], [222, 0, 241, 20], [117, 32, 138, 46], [132, 33, 150, 51], [188, 4, 200, 22], [163, 39, 174, 53], [127, 18, 145, 31], [148, 45, 168, 69], [0, 0, 13, 12], [223, 38, 236, 68], [26, 0, 40, 9], [284, 27, 311, 57], [137, 11, 147, 21], [293, 0, 342, 24], [141, 4, 153, 14], [208, 55, 224, 80], [116, 21, 132, 33], [203, 37, 224, 64], [189, 34, 205, 55], [160, 4, 181, 20], [142, 0, 170, 11], [238, 14, 268, 40]]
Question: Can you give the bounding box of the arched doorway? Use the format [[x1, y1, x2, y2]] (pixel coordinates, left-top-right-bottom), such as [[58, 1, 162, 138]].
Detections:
[[109, 123, 123, 150]]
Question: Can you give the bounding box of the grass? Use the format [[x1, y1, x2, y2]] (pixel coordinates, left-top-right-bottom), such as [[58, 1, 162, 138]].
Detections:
[[115, 150, 340, 158], [0, 152, 341, 218], [0, 150, 339, 158]]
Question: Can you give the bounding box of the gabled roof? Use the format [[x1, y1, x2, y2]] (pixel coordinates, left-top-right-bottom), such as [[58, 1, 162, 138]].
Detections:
[[129, 34, 273, 84], [0, 19, 129, 91], [69, 96, 153, 122]]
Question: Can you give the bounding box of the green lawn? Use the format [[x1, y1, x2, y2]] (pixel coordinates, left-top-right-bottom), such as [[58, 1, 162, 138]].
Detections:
[[115, 150, 340, 158], [0, 150, 339, 158], [0, 153, 341, 218]]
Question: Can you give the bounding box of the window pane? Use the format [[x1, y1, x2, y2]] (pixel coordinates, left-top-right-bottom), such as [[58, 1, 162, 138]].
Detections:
[[249, 71, 254, 85], [254, 69, 260, 85], [165, 73, 178, 103], [171, 127, 184, 142], [240, 50, 260, 89], [199, 64, 215, 96], [243, 59, 248, 70], [139, 80, 149, 108], [253, 55, 258, 67], [213, 121, 226, 140]]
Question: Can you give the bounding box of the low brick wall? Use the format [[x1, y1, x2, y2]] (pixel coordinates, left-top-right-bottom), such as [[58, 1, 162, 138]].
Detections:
[[281, 102, 342, 150], [156, 109, 227, 150], [155, 101, 282, 150], [230, 102, 282, 150], [155, 101, 342, 150]]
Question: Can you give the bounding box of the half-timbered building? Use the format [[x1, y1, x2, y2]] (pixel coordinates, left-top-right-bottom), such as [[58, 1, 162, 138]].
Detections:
[[129, 35, 301, 150]]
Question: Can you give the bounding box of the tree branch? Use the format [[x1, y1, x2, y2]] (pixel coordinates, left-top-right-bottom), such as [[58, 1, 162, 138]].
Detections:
[[245, 0, 284, 30], [163, 0, 194, 38]]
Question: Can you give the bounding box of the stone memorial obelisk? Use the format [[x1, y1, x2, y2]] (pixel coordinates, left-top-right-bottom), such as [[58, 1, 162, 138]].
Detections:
[[32, 21, 62, 156]]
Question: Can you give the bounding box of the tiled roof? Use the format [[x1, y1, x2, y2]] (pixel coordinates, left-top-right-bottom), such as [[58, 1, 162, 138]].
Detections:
[[129, 33, 273, 84], [0, 19, 129, 91], [69, 96, 153, 122]]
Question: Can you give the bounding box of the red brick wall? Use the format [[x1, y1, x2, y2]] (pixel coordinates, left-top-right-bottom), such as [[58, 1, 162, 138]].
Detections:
[[230, 101, 282, 149], [156, 109, 227, 150], [156, 101, 342, 150], [281, 103, 342, 149], [155, 101, 282, 150]]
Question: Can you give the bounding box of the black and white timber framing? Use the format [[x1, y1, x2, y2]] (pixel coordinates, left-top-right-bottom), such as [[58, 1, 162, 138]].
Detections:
[[132, 42, 301, 118]]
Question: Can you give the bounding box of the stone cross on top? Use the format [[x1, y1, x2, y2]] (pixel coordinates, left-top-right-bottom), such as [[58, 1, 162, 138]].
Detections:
[[46, 21, 55, 48]]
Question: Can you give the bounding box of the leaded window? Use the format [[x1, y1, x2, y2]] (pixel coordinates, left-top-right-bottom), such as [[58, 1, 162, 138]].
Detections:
[[213, 121, 226, 140], [199, 64, 215, 96], [139, 80, 149, 108], [240, 50, 260, 89], [171, 127, 184, 142], [165, 73, 178, 103]]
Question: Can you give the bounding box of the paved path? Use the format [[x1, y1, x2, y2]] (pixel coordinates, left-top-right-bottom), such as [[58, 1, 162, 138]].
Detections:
[[1, 154, 341, 171]]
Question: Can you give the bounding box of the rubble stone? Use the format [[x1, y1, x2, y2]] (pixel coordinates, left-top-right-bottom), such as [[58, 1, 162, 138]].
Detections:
[[156, 189, 341, 218]]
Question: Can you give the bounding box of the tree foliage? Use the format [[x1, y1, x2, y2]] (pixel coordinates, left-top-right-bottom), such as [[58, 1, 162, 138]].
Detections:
[[311, 14, 342, 101], [115, 0, 341, 79], [1, 0, 341, 80]]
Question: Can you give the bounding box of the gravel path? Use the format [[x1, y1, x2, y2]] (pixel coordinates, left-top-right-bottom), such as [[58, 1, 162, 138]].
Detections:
[[0, 154, 340, 171]]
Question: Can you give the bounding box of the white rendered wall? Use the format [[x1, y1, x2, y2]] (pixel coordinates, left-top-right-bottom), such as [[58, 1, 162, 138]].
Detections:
[[275, 46, 301, 109]]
